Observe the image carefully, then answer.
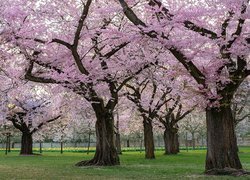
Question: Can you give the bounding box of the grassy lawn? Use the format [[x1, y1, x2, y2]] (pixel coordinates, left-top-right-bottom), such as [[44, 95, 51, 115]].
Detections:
[[0, 147, 249, 180]]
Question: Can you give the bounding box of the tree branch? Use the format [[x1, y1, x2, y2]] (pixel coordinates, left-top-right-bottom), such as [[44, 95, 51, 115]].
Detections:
[[104, 42, 129, 59], [148, 0, 219, 39], [25, 61, 58, 84], [66, 0, 92, 75], [52, 1, 92, 75], [51, 38, 72, 49], [235, 114, 250, 125], [149, 83, 157, 111], [221, 11, 234, 38], [169, 47, 205, 85], [31, 115, 61, 134], [118, 0, 206, 86], [7, 117, 23, 131], [177, 106, 196, 122], [73, 0, 92, 48], [126, 84, 149, 114], [221, 1, 248, 53], [151, 88, 172, 117], [246, 69, 250, 76], [32, 58, 64, 74], [117, 62, 156, 92], [118, 0, 147, 27]]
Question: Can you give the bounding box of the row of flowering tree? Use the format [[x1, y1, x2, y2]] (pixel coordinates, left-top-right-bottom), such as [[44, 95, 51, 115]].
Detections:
[[0, 0, 249, 175], [0, 0, 154, 166], [125, 66, 197, 157], [117, 0, 250, 175]]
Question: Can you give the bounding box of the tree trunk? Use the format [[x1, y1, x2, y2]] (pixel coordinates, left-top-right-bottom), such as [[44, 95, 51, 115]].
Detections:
[[205, 106, 242, 174], [115, 110, 122, 155], [185, 132, 188, 152], [8, 135, 11, 152], [87, 131, 91, 154], [192, 132, 195, 150], [127, 139, 130, 147], [115, 132, 122, 155], [140, 138, 143, 153], [163, 128, 179, 155], [60, 141, 63, 154], [5, 135, 8, 155], [76, 107, 119, 166], [20, 132, 33, 155], [143, 118, 155, 159], [39, 142, 42, 154], [201, 135, 204, 147]]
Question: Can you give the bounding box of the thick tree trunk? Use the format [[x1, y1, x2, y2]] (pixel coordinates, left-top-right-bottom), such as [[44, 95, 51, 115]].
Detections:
[[205, 106, 243, 174], [143, 118, 155, 159], [163, 128, 179, 155], [20, 132, 33, 155], [76, 107, 119, 166]]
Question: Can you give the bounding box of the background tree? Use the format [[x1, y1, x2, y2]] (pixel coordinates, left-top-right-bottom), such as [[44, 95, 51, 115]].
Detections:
[[157, 96, 195, 154], [232, 80, 250, 126], [6, 96, 61, 155], [126, 69, 172, 159], [181, 113, 206, 150]]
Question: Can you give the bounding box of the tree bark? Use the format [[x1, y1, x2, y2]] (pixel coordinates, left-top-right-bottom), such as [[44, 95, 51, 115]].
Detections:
[[5, 135, 8, 155], [201, 135, 204, 147], [205, 106, 242, 174], [127, 139, 130, 147], [163, 128, 179, 154], [191, 132, 195, 150], [8, 135, 11, 152], [115, 110, 122, 154], [76, 106, 119, 166], [39, 142, 42, 154], [115, 132, 122, 155], [87, 131, 91, 154], [60, 141, 63, 154], [143, 118, 155, 159], [20, 132, 33, 155]]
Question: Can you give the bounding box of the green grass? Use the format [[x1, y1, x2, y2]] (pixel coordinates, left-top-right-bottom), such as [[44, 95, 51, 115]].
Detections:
[[0, 146, 208, 153], [0, 148, 249, 179]]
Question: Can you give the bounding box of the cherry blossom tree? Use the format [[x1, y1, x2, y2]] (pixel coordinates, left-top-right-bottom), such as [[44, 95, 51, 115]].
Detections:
[[68, 106, 96, 153], [232, 79, 250, 126], [234, 82, 250, 139], [116, 101, 143, 149], [125, 65, 197, 155], [0, 0, 154, 165], [1, 0, 249, 173], [157, 96, 195, 154], [180, 113, 206, 150], [117, 0, 250, 174], [5, 85, 62, 155], [126, 71, 172, 159], [114, 103, 126, 155]]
